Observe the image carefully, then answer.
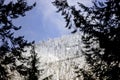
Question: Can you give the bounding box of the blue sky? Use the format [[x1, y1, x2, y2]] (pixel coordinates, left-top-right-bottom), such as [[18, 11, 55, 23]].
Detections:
[[12, 0, 92, 43]]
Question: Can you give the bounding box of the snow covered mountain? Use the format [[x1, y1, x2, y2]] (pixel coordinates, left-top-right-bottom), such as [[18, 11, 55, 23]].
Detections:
[[34, 33, 87, 80], [36, 33, 83, 62]]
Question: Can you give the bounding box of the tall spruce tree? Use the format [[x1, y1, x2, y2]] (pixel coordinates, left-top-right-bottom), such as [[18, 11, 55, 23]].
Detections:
[[0, 0, 35, 79], [53, 0, 120, 79], [28, 44, 39, 80]]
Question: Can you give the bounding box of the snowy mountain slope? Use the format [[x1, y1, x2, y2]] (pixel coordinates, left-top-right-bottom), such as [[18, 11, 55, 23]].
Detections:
[[36, 33, 83, 62], [33, 33, 88, 80]]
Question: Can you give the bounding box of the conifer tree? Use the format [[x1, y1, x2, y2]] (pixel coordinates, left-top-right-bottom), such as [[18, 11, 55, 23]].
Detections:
[[53, 0, 120, 79], [28, 44, 39, 80], [0, 0, 35, 79]]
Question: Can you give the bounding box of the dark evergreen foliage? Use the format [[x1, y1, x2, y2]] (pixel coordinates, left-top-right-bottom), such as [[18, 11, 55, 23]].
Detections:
[[53, 0, 120, 79], [28, 44, 39, 80], [0, 0, 36, 79]]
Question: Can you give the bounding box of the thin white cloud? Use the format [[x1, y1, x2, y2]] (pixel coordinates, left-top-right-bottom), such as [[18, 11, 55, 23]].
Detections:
[[36, 0, 69, 34]]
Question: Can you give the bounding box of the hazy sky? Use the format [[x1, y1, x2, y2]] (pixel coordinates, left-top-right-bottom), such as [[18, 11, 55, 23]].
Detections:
[[13, 0, 92, 42]]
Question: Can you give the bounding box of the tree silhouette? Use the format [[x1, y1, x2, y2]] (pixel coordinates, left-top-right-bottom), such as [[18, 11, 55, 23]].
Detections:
[[28, 44, 40, 80], [0, 0, 35, 79], [53, 0, 120, 79]]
